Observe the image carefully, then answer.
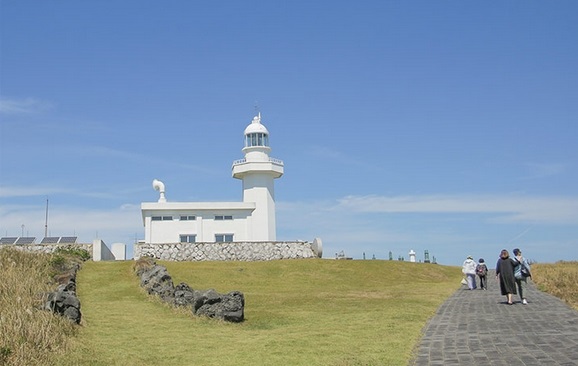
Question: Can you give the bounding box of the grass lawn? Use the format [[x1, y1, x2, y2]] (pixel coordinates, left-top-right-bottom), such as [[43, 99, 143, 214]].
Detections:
[[54, 259, 462, 366]]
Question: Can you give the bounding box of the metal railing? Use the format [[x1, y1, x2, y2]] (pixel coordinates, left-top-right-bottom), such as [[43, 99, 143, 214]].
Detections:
[[232, 158, 284, 166]]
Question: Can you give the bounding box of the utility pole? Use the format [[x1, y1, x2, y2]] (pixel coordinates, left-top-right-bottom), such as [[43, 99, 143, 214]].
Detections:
[[44, 198, 49, 237]]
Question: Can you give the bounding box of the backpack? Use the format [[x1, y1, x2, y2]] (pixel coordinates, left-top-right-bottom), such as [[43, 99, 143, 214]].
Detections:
[[514, 257, 531, 279], [476, 264, 487, 276]]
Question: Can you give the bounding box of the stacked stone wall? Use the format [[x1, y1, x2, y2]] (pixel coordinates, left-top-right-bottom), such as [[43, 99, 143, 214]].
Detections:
[[134, 241, 318, 261], [7, 244, 93, 257]]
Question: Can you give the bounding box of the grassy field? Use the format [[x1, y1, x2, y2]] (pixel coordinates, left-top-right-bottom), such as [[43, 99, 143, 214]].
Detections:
[[3, 249, 576, 366], [0, 248, 78, 366], [55, 259, 461, 366], [531, 261, 578, 311]]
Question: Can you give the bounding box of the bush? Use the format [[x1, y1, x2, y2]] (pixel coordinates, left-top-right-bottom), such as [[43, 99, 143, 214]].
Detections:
[[53, 245, 91, 261], [133, 256, 156, 276]]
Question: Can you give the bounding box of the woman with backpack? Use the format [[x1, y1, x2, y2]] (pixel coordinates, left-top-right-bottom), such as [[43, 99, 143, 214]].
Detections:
[[476, 258, 488, 290], [513, 248, 532, 305]]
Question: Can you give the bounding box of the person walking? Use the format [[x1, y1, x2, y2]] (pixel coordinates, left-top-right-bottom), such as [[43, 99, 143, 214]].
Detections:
[[476, 258, 488, 290], [513, 248, 532, 305], [462, 255, 477, 290], [495, 249, 517, 305]]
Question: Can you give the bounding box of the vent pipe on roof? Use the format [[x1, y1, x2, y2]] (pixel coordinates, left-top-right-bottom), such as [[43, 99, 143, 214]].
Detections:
[[152, 179, 166, 203]]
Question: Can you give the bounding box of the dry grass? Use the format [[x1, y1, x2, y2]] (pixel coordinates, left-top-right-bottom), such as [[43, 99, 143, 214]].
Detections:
[[0, 248, 77, 366], [531, 261, 578, 311]]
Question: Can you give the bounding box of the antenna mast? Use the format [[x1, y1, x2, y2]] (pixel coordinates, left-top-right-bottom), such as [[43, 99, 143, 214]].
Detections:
[[44, 198, 49, 237]]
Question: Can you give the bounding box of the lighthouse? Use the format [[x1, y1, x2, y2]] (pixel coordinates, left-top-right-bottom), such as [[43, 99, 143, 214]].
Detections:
[[232, 113, 283, 241], [141, 113, 283, 244]]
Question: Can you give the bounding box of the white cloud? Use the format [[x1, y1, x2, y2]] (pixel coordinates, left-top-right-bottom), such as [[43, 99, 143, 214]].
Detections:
[[276, 194, 578, 264], [57, 145, 219, 175], [2, 192, 577, 264], [0, 97, 53, 114], [335, 194, 578, 225], [308, 145, 380, 171], [522, 162, 568, 179], [0, 185, 128, 200], [0, 186, 69, 198], [0, 203, 142, 250]]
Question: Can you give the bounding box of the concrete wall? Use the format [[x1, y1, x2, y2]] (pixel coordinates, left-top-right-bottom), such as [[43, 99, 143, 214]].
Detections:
[[111, 243, 127, 260], [134, 241, 322, 261], [92, 239, 115, 261]]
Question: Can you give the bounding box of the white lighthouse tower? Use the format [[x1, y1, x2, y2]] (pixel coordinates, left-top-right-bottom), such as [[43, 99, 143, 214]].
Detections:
[[232, 113, 283, 241]]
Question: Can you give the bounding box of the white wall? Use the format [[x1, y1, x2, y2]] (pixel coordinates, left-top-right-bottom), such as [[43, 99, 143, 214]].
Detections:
[[93, 239, 115, 261], [111, 243, 126, 260], [142, 203, 256, 243]]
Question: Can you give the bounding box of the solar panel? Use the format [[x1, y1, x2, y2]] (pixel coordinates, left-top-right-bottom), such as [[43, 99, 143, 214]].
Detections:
[[58, 236, 77, 244], [15, 237, 36, 244], [41, 237, 60, 244], [0, 237, 18, 245]]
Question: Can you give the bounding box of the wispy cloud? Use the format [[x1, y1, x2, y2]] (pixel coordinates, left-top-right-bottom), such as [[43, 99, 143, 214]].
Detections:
[[58, 145, 219, 175], [2, 193, 577, 263], [0, 185, 141, 200], [522, 162, 567, 179], [0, 186, 69, 198], [0, 97, 53, 114], [277, 194, 578, 263], [308, 145, 380, 171], [0, 203, 142, 247], [335, 194, 578, 224]]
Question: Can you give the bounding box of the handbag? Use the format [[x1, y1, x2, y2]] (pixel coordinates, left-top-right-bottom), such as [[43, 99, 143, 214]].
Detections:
[[521, 265, 531, 278], [514, 261, 523, 279]]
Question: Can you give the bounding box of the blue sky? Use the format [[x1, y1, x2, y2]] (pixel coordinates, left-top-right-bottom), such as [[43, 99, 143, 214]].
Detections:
[[1, 1, 577, 265]]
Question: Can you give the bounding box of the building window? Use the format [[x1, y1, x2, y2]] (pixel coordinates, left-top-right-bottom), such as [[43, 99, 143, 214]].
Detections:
[[152, 216, 173, 221], [215, 234, 233, 242], [215, 215, 233, 220], [245, 133, 269, 147], [180, 234, 196, 243], [180, 215, 196, 221]]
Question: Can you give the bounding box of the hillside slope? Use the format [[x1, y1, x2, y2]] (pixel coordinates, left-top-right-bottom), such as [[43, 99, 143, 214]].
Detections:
[[55, 259, 462, 366]]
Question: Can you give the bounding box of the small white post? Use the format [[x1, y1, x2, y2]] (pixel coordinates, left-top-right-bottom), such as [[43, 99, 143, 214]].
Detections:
[[409, 249, 416, 263]]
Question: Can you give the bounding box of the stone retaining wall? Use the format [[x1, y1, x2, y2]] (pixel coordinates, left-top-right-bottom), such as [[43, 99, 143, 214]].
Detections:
[[8, 243, 93, 256], [134, 241, 321, 261], [7, 239, 323, 262]]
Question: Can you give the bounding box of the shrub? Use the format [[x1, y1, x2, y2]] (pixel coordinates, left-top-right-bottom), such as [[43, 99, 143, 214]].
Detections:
[[54, 245, 91, 261], [133, 256, 156, 276]]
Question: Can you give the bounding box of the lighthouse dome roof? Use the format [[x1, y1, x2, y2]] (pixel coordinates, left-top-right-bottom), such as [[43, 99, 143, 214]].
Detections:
[[244, 113, 269, 135]]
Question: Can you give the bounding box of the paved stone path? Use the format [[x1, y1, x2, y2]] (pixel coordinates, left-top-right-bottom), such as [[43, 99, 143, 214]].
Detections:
[[412, 273, 578, 365]]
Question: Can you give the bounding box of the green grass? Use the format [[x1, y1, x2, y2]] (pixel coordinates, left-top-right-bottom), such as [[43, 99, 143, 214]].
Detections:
[[54, 259, 462, 366], [4, 250, 577, 365]]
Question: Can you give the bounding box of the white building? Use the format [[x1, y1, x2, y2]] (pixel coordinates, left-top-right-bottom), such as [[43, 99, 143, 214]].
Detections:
[[141, 113, 284, 244]]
